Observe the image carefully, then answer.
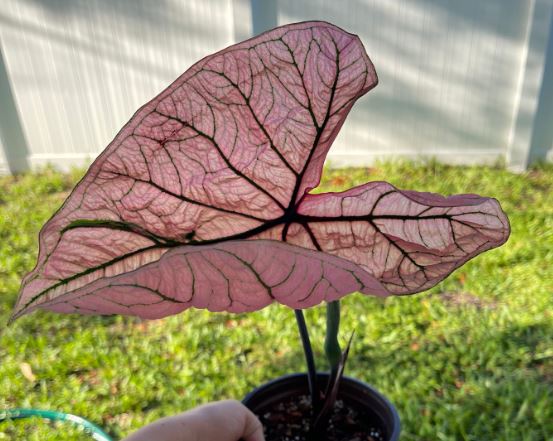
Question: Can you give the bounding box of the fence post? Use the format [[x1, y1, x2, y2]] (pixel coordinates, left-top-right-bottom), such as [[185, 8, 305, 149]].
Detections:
[[528, 2, 553, 164], [507, 0, 553, 171], [251, 0, 277, 35], [232, 0, 278, 43], [0, 42, 29, 175]]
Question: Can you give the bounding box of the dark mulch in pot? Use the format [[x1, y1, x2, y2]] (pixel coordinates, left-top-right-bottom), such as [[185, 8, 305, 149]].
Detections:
[[256, 393, 385, 441]]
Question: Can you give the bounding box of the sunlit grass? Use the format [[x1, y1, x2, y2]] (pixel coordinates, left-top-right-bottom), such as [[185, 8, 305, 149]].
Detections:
[[1, 161, 551, 440]]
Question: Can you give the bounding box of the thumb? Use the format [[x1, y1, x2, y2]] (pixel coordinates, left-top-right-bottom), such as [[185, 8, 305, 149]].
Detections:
[[241, 407, 265, 441]]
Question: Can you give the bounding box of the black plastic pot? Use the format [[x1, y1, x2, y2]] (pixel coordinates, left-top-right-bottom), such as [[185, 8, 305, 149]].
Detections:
[[243, 373, 400, 441]]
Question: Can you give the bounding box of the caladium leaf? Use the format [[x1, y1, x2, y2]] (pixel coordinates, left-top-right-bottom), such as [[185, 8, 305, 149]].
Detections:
[[12, 21, 509, 321]]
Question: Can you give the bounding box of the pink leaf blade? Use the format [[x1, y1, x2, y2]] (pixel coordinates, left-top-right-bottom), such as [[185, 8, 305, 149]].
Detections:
[[11, 241, 388, 321], [12, 21, 510, 323], [294, 181, 510, 295], [16, 21, 377, 320]]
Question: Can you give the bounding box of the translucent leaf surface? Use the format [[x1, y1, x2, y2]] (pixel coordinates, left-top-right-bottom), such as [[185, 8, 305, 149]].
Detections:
[[12, 21, 509, 320], [30, 241, 387, 319]]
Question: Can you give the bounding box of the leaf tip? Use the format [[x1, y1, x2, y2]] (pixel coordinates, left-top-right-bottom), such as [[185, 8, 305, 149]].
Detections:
[[6, 312, 19, 327], [8, 298, 28, 326]]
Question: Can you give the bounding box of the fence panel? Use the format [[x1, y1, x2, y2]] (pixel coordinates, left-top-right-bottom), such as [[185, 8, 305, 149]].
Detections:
[[0, 0, 235, 172], [279, 0, 533, 166], [0, 0, 551, 174]]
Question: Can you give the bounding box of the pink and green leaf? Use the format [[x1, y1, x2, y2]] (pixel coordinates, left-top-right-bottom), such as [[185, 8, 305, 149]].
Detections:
[[12, 21, 509, 321]]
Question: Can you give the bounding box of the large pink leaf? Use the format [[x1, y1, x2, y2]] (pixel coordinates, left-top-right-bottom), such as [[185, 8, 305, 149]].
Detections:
[[12, 21, 509, 321]]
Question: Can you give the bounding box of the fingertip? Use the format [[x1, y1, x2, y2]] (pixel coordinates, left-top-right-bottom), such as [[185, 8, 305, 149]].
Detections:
[[242, 424, 265, 441], [242, 407, 265, 441]]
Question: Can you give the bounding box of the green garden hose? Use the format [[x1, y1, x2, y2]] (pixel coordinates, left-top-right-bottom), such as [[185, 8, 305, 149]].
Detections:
[[0, 408, 113, 441]]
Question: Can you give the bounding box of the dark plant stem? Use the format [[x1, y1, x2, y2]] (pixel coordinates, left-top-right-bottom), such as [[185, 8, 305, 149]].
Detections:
[[324, 301, 341, 372], [294, 309, 318, 412]]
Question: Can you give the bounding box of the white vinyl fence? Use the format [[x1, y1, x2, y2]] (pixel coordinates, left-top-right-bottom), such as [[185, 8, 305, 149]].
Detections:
[[1, 0, 552, 175]]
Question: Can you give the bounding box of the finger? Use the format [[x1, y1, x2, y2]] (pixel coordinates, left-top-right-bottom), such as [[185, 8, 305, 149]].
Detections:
[[241, 406, 265, 441], [206, 400, 265, 441]]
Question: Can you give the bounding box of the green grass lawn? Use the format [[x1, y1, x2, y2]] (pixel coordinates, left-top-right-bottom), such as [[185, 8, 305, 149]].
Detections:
[[0, 160, 552, 441]]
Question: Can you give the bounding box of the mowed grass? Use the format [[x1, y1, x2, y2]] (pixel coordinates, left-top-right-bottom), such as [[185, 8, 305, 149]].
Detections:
[[0, 161, 552, 441]]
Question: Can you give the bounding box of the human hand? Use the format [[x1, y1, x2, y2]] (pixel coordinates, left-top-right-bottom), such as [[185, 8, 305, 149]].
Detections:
[[122, 399, 265, 441]]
